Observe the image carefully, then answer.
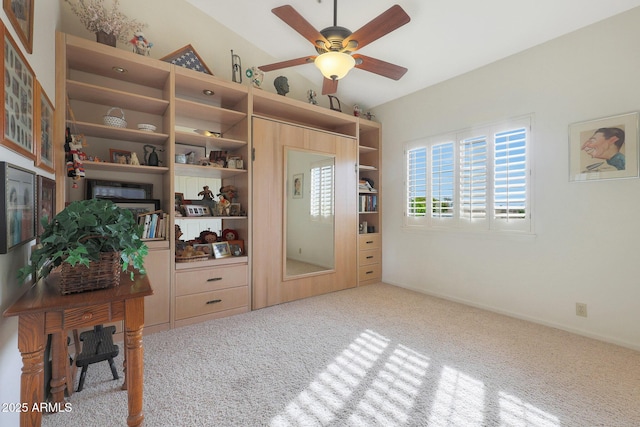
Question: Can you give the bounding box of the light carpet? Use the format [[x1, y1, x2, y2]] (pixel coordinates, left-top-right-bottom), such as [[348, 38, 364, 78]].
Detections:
[[41, 283, 640, 427]]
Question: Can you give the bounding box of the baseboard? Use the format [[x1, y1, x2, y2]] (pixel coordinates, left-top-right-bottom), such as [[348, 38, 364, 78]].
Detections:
[[383, 280, 640, 352]]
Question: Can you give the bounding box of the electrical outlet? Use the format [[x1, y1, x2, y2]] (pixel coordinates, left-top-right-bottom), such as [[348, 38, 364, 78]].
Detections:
[[576, 303, 588, 317]]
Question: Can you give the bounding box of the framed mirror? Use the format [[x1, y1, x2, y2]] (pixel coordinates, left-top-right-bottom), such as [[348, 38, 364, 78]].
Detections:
[[285, 148, 335, 278]]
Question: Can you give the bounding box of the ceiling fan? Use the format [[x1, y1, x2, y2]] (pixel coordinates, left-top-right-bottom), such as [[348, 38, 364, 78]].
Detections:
[[258, 1, 410, 95]]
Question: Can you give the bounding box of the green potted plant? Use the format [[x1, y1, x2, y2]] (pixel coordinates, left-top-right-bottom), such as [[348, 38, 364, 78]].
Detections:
[[18, 199, 148, 294]]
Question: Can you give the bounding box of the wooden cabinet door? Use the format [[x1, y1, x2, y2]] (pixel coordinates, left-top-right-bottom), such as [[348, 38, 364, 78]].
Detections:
[[144, 248, 170, 328]]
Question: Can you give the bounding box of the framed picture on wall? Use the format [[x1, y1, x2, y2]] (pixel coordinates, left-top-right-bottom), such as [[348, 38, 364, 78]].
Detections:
[[36, 175, 55, 242], [0, 162, 35, 253], [569, 112, 639, 181], [293, 173, 303, 198], [1, 22, 35, 159], [3, 0, 34, 54], [35, 81, 55, 173]]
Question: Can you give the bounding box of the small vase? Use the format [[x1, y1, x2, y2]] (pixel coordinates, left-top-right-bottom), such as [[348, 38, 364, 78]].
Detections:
[[96, 31, 117, 47]]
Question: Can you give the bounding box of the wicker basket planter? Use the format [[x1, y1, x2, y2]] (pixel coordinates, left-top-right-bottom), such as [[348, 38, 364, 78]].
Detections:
[[103, 107, 127, 128], [59, 251, 121, 295]]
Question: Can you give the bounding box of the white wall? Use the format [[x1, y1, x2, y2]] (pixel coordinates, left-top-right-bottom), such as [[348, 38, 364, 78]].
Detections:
[[375, 7, 640, 350], [0, 2, 59, 426]]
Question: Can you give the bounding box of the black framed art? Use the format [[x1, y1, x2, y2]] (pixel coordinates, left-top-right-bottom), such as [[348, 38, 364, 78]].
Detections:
[[0, 161, 35, 253]]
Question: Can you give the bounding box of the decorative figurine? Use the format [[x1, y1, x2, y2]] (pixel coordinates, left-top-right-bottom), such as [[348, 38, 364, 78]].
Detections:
[[274, 76, 289, 96], [307, 89, 318, 105], [130, 31, 152, 56], [246, 67, 264, 89], [353, 104, 361, 117], [231, 50, 242, 83], [130, 152, 140, 165], [218, 185, 237, 202], [198, 185, 214, 200]]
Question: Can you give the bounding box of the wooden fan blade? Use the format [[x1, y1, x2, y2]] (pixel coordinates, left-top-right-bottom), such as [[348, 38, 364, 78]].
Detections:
[[343, 5, 410, 51], [353, 54, 407, 80], [322, 78, 338, 95], [258, 56, 316, 72], [272, 5, 330, 49]]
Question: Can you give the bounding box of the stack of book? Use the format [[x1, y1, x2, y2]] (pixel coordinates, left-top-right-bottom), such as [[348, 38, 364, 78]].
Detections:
[[359, 179, 377, 192], [137, 211, 168, 240]]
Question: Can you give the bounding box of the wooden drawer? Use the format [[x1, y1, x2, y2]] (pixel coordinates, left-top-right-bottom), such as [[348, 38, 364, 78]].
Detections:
[[359, 233, 381, 250], [358, 264, 381, 282], [176, 264, 247, 297], [175, 286, 249, 320], [63, 303, 112, 329], [359, 248, 381, 266]]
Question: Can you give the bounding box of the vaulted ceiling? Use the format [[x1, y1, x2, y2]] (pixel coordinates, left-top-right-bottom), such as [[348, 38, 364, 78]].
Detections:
[[187, 0, 640, 108]]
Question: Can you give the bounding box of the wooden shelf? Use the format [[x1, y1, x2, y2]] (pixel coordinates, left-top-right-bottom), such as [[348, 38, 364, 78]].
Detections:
[[174, 67, 248, 110], [174, 163, 247, 179], [359, 145, 378, 154], [66, 120, 169, 145], [67, 80, 169, 115], [174, 255, 248, 270], [175, 216, 247, 221], [175, 98, 247, 130], [359, 165, 378, 171], [83, 160, 169, 174], [174, 130, 246, 150]]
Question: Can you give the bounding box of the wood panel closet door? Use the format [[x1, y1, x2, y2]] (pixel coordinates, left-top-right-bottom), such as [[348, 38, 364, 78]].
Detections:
[[252, 117, 357, 310]]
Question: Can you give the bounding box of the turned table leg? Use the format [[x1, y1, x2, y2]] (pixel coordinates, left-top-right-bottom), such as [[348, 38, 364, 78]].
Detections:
[[18, 313, 45, 427], [124, 297, 145, 427], [49, 332, 67, 407]]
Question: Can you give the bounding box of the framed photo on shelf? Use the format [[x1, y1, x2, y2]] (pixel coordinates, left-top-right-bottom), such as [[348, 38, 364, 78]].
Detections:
[[160, 44, 212, 75], [3, 0, 33, 53], [0, 162, 35, 253], [2, 23, 35, 159], [212, 241, 232, 259], [109, 199, 161, 218], [229, 202, 241, 216], [192, 243, 212, 257], [184, 204, 210, 217], [36, 175, 55, 242], [569, 112, 639, 182], [109, 149, 131, 164], [228, 239, 244, 256], [34, 81, 54, 172]]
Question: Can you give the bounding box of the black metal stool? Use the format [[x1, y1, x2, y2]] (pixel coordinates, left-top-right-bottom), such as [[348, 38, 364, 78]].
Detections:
[[75, 325, 119, 392]]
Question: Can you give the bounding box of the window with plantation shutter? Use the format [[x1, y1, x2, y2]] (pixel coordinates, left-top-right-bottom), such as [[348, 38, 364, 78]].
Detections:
[[404, 116, 531, 234], [310, 159, 334, 222], [407, 147, 427, 217]]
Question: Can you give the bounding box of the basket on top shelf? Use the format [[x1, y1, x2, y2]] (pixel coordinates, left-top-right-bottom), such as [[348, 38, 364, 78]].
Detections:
[[17, 199, 148, 294], [103, 107, 127, 128]]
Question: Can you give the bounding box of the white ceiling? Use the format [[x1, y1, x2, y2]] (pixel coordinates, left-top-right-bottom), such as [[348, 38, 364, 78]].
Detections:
[[187, 0, 640, 108]]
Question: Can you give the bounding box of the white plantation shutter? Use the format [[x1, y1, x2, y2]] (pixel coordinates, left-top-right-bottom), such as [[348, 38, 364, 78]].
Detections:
[[310, 160, 334, 221], [404, 116, 531, 234], [431, 142, 455, 218], [494, 127, 527, 222], [407, 146, 427, 217], [459, 135, 488, 221]]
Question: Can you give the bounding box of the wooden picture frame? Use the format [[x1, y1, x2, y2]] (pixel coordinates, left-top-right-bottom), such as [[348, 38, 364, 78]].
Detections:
[[160, 44, 212, 75], [212, 241, 231, 259], [184, 204, 210, 217], [569, 112, 639, 182], [3, 0, 33, 53], [1, 22, 35, 159], [228, 239, 244, 256], [0, 161, 35, 253], [36, 175, 55, 242], [192, 243, 212, 257], [34, 81, 54, 173], [109, 148, 131, 164]]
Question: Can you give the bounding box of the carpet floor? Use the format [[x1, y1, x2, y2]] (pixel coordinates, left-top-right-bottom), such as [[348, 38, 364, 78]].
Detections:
[[41, 283, 640, 427]]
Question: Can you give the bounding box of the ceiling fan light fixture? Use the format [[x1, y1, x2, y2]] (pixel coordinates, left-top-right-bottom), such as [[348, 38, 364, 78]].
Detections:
[[314, 51, 355, 80]]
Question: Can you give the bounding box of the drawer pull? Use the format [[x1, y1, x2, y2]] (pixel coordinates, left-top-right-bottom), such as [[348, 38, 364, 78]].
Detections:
[[206, 299, 222, 305], [207, 277, 223, 282], [366, 270, 374, 275], [366, 240, 374, 244], [81, 312, 93, 321], [366, 255, 374, 259]]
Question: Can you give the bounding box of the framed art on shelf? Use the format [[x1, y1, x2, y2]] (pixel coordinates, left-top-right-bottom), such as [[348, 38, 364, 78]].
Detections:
[[569, 112, 639, 182], [160, 44, 212, 75], [2, 22, 35, 159], [36, 175, 55, 242], [0, 162, 35, 253], [3, 0, 33, 53], [212, 241, 231, 259], [35, 81, 54, 172], [109, 148, 131, 164]]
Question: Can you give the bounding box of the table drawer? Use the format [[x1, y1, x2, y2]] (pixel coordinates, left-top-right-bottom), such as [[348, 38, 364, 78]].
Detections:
[[176, 264, 247, 296], [63, 303, 112, 329], [359, 233, 381, 250], [359, 248, 381, 266], [175, 286, 248, 320], [359, 264, 382, 282]]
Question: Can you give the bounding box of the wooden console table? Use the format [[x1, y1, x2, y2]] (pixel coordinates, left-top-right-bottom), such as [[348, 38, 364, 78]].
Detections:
[[3, 271, 153, 427]]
